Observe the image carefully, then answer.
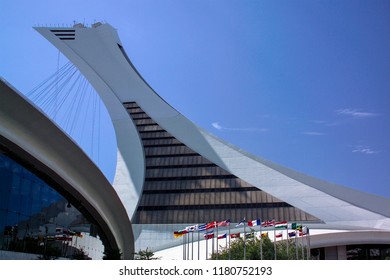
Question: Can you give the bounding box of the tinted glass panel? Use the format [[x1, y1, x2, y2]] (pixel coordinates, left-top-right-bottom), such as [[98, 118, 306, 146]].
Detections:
[[0, 152, 104, 259]]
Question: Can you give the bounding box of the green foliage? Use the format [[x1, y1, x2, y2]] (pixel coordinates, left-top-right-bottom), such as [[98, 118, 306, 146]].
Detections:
[[72, 248, 90, 260], [134, 247, 161, 260], [103, 248, 122, 260], [210, 236, 309, 260], [37, 244, 61, 260]]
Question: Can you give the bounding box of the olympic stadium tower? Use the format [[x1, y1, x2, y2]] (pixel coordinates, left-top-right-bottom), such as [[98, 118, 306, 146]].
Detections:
[[34, 23, 390, 260]]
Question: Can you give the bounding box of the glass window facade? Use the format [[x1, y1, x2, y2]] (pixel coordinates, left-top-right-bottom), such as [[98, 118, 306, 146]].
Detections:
[[346, 244, 390, 260], [125, 102, 320, 225], [0, 150, 104, 259]]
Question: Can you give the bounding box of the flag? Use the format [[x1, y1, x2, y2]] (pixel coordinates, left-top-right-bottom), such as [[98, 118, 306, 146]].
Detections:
[[217, 233, 227, 239], [185, 225, 197, 232], [261, 232, 268, 238], [230, 233, 240, 239], [296, 224, 302, 231], [197, 223, 207, 232], [206, 221, 217, 230], [55, 234, 72, 241], [55, 227, 64, 233], [174, 231, 187, 238], [217, 219, 230, 227], [289, 223, 297, 230], [245, 232, 254, 239], [299, 226, 309, 236], [174, 229, 188, 238], [288, 231, 296, 238], [248, 219, 261, 227], [275, 231, 283, 238], [274, 221, 288, 229], [236, 219, 246, 227], [62, 230, 73, 236], [204, 231, 214, 240], [261, 220, 275, 227]]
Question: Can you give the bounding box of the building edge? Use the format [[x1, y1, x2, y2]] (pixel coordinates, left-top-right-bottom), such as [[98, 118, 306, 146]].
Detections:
[[0, 77, 134, 259]]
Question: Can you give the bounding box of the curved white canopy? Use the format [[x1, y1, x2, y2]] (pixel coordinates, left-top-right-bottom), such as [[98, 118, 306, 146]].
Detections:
[[0, 78, 134, 259]]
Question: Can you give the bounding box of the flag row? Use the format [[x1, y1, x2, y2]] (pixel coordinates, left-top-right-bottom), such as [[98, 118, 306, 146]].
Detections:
[[200, 228, 309, 240], [174, 219, 309, 238]]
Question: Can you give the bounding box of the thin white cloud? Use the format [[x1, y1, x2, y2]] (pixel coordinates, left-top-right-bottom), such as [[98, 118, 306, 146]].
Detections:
[[352, 145, 379, 155], [318, 108, 380, 126], [211, 122, 268, 132], [303, 131, 326, 136], [211, 122, 222, 130], [337, 108, 379, 118]]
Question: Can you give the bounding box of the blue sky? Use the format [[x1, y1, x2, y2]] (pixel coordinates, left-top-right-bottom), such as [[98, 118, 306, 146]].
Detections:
[[1, 0, 390, 198]]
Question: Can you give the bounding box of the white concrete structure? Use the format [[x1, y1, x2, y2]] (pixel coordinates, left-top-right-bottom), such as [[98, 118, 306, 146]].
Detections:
[[34, 23, 390, 259], [0, 78, 134, 259]]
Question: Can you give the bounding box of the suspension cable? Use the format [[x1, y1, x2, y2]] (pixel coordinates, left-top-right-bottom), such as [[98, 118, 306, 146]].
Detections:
[[26, 59, 104, 169]]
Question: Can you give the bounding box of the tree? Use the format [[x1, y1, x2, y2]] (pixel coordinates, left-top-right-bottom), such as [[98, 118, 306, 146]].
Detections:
[[210, 236, 308, 260], [134, 247, 161, 260], [72, 248, 90, 260], [37, 244, 61, 260], [103, 248, 122, 260]]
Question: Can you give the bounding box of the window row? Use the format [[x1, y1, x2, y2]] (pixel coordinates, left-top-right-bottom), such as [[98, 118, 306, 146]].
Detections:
[[142, 138, 184, 147], [123, 102, 139, 109], [143, 178, 255, 191], [133, 118, 157, 126], [126, 107, 144, 114], [146, 164, 216, 170], [133, 206, 318, 224], [145, 155, 212, 167], [144, 146, 196, 157], [145, 166, 232, 178], [136, 124, 163, 132], [143, 186, 258, 194], [139, 131, 174, 139], [130, 113, 150, 120], [138, 191, 283, 207]]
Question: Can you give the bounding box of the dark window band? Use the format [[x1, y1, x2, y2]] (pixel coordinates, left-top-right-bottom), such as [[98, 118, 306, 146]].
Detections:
[[137, 202, 292, 211]]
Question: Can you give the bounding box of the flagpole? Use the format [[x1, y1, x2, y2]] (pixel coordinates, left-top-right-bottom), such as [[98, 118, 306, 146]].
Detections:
[[183, 235, 187, 260], [228, 223, 231, 260], [306, 233, 309, 260], [295, 228, 298, 260], [273, 225, 276, 260], [260, 223, 263, 260], [187, 233, 190, 260], [225, 233, 228, 253], [216, 223, 219, 260], [301, 233, 304, 260], [307, 228, 311, 260], [191, 231, 194, 260], [243, 219, 246, 260], [286, 229, 289, 259], [198, 230, 200, 260], [212, 233, 215, 259], [206, 235, 208, 260], [287, 230, 290, 260]]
